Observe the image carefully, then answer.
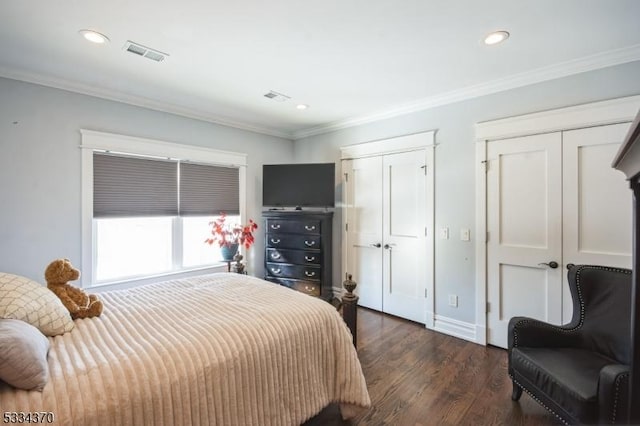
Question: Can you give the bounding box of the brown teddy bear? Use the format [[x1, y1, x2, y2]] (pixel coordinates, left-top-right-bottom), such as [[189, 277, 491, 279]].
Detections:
[[44, 258, 103, 320]]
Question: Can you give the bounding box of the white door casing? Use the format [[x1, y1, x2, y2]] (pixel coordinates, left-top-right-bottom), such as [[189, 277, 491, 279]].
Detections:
[[341, 130, 435, 326], [486, 133, 563, 348], [486, 124, 633, 348], [476, 95, 640, 347]]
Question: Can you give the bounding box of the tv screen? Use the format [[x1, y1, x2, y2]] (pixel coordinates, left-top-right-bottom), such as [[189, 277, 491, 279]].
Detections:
[[263, 163, 335, 208]]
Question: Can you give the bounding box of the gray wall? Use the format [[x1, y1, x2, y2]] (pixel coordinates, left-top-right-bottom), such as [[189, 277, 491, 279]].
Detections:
[[0, 77, 294, 283], [293, 60, 640, 325], [3, 61, 640, 324]]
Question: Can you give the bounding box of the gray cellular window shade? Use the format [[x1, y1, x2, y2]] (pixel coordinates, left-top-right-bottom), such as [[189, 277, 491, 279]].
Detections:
[[93, 153, 178, 217], [180, 162, 239, 216]]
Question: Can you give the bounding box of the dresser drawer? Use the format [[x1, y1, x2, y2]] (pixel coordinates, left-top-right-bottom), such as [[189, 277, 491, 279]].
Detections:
[[262, 211, 333, 302], [292, 281, 320, 297], [266, 234, 321, 250], [266, 248, 321, 265], [264, 277, 321, 297], [265, 219, 321, 235], [265, 262, 321, 280]]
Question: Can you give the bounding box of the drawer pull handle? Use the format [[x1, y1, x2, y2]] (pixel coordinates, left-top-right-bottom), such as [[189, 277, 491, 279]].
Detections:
[[304, 225, 316, 231], [304, 240, 316, 247], [271, 252, 281, 260], [304, 255, 315, 262], [304, 271, 316, 277], [270, 224, 281, 230], [271, 268, 282, 274], [270, 238, 281, 244]]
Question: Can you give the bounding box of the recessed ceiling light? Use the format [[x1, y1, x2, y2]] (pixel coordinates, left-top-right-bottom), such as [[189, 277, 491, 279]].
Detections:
[[79, 29, 110, 44], [484, 30, 510, 45], [296, 104, 309, 110]]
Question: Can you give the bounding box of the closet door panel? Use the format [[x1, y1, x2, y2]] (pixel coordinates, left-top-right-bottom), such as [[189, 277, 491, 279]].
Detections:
[[382, 151, 428, 324], [345, 157, 384, 310], [486, 133, 563, 348], [561, 123, 632, 322]]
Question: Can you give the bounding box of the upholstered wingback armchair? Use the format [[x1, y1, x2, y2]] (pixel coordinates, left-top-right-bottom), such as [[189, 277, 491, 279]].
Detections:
[[508, 265, 632, 425]]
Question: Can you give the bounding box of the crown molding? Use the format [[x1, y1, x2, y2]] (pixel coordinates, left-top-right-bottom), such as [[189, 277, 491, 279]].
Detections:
[[0, 66, 294, 140], [293, 44, 640, 139], [2, 44, 639, 142]]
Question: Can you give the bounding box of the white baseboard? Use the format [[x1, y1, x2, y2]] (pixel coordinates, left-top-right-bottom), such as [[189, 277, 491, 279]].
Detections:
[[433, 314, 481, 345], [337, 303, 485, 346]]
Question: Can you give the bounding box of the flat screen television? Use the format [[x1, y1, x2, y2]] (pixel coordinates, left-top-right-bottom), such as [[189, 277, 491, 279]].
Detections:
[[263, 163, 335, 208]]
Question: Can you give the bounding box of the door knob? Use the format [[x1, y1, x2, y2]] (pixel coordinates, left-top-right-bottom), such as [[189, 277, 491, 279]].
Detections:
[[370, 243, 382, 248], [384, 243, 396, 250], [538, 261, 559, 269], [567, 263, 575, 270]]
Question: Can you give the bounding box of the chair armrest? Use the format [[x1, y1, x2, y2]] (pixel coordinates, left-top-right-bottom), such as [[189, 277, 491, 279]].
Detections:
[[598, 364, 630, 425], [508, 316, 581, 350]]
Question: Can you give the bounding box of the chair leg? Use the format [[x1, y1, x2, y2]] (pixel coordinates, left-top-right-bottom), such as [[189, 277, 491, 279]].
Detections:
[[511, 381, 523, 401]]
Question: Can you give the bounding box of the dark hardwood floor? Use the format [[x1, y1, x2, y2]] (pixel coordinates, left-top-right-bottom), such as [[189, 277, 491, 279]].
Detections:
[[306, 308, 561, 426]]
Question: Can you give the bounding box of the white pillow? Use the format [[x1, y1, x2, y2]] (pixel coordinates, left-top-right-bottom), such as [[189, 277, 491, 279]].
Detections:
[[0, 273, 74, 336], [0, 319, 50, 391]]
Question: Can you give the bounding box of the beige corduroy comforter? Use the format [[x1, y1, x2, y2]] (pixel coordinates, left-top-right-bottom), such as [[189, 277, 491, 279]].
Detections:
[[0, 273, 370, 425]]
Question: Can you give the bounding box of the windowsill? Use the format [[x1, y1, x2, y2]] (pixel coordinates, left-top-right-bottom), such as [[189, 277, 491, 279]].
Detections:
[[87, 264, 230, 292]]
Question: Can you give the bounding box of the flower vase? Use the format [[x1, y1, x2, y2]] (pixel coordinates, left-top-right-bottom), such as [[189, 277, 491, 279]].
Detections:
[[220, 243, 239, 262]]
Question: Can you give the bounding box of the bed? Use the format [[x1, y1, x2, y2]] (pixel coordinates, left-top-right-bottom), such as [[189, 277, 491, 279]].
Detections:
[[0, 273, 370, 425]]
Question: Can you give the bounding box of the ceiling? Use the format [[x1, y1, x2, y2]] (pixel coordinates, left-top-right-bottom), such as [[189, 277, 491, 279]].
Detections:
[[1, 0, 639, 139]]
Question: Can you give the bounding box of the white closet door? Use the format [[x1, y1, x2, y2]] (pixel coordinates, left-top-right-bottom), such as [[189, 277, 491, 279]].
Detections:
[[381, 151, 428, 324], [486, 133, 563, 348], [486, 123, 633, 347], [561, 123, 632, 322], [344, 156, 384, 310]]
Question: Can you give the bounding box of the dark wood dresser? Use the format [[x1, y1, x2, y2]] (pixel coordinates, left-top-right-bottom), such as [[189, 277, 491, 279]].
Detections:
[[262, 210, 333, 301]]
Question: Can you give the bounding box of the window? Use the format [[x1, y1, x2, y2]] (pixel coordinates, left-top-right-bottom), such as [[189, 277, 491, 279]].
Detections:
[[96, 216, 173, 281], [95, 215, 241, 281], [182, 215, 239, 268], [81, 130, 247, 287]]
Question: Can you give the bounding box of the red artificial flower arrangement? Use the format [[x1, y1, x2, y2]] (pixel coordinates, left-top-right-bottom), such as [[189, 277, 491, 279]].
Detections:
[[204, 212, 258, 249]]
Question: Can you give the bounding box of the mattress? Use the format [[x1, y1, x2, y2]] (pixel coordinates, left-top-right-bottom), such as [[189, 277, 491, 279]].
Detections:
[[0, 273, 370, 425]]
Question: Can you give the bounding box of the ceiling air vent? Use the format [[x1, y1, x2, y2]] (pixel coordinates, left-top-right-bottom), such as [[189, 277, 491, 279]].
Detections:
[[123, 41, 169, 62], [264, 91, 290, 102]]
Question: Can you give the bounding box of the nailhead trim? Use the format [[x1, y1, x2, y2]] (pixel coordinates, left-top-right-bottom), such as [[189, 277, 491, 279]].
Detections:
[[510, 265, 632, 425], [513, 372, 629, 425], [509, 375, 570, 425], [611, 372, 629, 424], [512, 265, 631, 348]]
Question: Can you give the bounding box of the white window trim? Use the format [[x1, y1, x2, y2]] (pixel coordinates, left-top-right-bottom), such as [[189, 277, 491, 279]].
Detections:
[[80, 129, 247, 289]]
